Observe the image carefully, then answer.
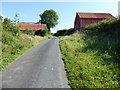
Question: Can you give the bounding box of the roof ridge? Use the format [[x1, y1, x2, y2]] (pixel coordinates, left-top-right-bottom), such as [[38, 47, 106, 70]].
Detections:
[[77, 12, 111, 14], [76, 12, 114, 18], [20, 23, 46, 25], [18, 23, 46, 30]]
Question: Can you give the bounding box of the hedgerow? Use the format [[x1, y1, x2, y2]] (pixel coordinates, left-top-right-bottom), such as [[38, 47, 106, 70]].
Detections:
[[83, 18, 120, 33], [54, 28, 74, 36]]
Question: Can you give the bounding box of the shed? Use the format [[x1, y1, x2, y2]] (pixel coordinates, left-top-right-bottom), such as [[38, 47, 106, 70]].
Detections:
[[74, 12, 115, 31]]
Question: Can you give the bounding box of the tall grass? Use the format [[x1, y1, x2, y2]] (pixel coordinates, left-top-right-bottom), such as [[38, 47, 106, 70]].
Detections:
[[83, 18, 120, 33], [0, 20, 2, 67], [60, 18, 120, 88], [1, 30, 47, 70]]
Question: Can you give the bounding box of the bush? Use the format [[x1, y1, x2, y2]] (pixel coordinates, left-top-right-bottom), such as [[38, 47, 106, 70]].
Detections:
[[21, 29, 34, 35], [2, 18, 20, 36], [83, 18, 119, 33], [35, 29, 49, 36], [2, 18, 12, 31], [54, 28, 74, 36]]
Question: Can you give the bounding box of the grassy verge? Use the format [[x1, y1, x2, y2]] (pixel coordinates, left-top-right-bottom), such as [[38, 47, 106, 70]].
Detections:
[[1, 31, 48, 70], [60, 32, 119, 88]]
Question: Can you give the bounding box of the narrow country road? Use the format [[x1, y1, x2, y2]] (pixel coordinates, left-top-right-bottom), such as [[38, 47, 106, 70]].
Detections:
[[2, 37, 70, 88]]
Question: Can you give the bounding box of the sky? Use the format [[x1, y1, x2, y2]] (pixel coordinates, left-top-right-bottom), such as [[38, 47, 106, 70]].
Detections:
[[1, 1, 119, 33]]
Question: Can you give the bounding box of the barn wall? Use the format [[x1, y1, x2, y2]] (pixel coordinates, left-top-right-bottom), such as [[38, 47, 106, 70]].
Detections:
[[74, 18, 106, 31], [80, 18, 105, 28], [74, 15, 81, 31]]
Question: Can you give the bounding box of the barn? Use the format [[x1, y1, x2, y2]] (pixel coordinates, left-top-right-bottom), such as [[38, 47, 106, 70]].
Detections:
[[74, 12, 115, 31], [18, 23, 47, 31]]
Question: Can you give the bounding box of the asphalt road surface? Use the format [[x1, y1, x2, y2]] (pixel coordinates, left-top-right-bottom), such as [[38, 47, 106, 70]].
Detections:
[[2, 37, 70, 88]]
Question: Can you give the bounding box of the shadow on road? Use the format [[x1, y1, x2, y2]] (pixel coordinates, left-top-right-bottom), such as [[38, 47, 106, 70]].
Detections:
[[50, 37, 59, 39]]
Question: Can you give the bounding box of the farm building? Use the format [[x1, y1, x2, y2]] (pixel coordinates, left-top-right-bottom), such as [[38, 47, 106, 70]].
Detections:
[[74, 12, 115, 31], [17, 23, 47, 31]]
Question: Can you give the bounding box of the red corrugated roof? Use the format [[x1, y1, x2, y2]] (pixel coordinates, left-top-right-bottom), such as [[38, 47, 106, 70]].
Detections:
[[77, 12, 114, 19], [17, 24, 46, 30]]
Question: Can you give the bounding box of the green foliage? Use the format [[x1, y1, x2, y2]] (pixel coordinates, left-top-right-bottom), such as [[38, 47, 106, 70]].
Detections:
[[1, 30, 47, 70], [12, 13, 19, 26], [35, 29, 49, 36], [0, 17, 2, 67], [83, 18, 119, 33], [60, 19, 120, 88], [2, 17, 20, 36], [21, 28, 34, 35], [40, 9, 59, 31], [2, 18, 13, 31], [0, 16, 3, 21], [0, 17, 3, 31], [54, 28, 74, 36], [60, 32, 119, 88], [1, 15, 48, 70], [11, 26, 20, 36]]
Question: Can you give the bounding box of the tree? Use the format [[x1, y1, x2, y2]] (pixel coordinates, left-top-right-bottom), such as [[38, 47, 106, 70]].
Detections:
[[0, 16, 3, 30], [2, 14, 20, 36], [12, 13, 19, 26], [22, 28, 34, 35], [12, 13, 20, 36], [35, 29, 49, 36], [39, 9, 59, 32], [0, 16, 3, 42], [0, 16, 3, 21], [2, 18, 12, 31]]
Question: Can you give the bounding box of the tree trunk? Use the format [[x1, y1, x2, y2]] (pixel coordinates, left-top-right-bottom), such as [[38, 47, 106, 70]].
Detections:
[[48, 27, 51, 33]]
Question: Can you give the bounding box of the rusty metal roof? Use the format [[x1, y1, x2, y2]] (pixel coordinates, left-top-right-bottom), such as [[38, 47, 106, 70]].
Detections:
[[17, 24, 46, 30], [77, 12, 114, 19]]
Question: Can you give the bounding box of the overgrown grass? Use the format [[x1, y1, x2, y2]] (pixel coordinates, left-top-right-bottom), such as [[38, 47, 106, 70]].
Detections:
[[83, 18, 120, 33], [60, 19, 120, 89], [1, 30, 48, 70], [60, 19, 120, 88]]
